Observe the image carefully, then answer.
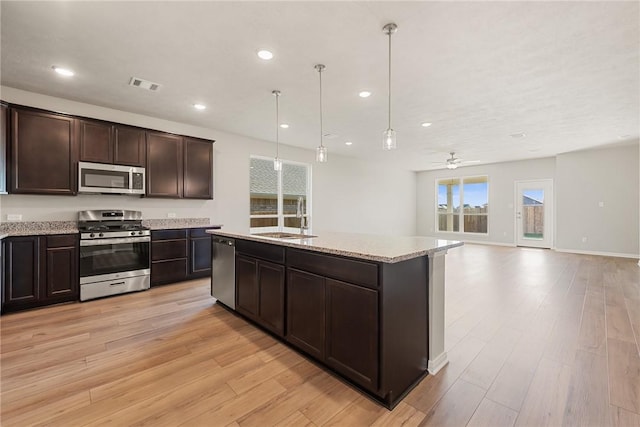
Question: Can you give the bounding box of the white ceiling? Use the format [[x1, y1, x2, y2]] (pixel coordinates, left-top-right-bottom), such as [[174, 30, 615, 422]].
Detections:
[[1, 1, 638, 171]]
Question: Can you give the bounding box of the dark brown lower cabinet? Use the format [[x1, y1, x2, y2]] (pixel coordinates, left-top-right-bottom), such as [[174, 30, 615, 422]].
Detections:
[[235, 253, 285, 337], [151, 229, 188, 286], [286, 269, 379, 392], [231, 238, 429, 409], [325, 278, 379, 392], [286, 268, 326, 360], [151, 227, 217, 286], [2, 234, 79, 313], [188, 228, 212, 278]]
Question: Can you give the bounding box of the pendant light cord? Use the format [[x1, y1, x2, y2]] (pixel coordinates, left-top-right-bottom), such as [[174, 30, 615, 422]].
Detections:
[[319, 67, 324, 148], [275, 92, 280, 158], [388, 29, 392, 129]]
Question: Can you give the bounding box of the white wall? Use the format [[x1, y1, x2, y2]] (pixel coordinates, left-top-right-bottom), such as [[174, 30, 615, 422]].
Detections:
[[0, 87, 417, 236], [416, 158, 556, 245], [556, 143, 639, 257]]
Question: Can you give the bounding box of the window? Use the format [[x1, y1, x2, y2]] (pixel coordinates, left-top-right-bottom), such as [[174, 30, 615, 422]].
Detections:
[[437, 176, 488, 234], [250, 157, 311, 232]]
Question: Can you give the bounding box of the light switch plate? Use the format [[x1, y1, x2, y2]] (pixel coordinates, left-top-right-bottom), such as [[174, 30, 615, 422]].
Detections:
[[167, 212, 176, 218]]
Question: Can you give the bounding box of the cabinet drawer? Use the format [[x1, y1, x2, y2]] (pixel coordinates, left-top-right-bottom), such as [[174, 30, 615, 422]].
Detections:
[[152, 239, 187, 261], [151, 259, 187, 285], [236, 239, 285, 264], [47, 234, 78, 248], [152, 229, 187, 241], [188, 228, 210, 238], [287, 249, 378, 289]]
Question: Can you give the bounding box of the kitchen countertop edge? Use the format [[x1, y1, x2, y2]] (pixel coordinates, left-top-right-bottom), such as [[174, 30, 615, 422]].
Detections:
[[206, 230, 463, 263]]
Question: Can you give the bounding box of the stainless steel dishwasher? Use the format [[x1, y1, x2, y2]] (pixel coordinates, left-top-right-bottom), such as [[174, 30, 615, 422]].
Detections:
[[211, 237, 236, 310]]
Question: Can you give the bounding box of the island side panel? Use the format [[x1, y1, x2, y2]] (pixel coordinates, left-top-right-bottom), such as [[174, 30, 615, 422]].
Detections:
[[380, 255, 429, 406], [427, 250, 448, 374]]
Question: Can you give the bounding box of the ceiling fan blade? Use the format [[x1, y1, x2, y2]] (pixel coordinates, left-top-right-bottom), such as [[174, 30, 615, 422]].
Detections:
[[462, 160, 481, 164]]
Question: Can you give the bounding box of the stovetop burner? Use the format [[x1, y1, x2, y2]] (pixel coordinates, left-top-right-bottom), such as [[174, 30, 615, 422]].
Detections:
[[78, 210, 149, 238]]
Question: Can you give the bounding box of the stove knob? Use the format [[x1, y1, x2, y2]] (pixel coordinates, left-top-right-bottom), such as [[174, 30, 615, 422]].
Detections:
[[99, 233, 104, 237], [138, 231, 144, 235], [90, 233, 95, 238], [131, 231, 136, 236]]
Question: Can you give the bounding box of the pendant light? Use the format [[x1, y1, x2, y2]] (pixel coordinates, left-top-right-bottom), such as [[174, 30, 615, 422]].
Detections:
[[382, 23, 397, 150], [272, 90, 282, 171], [315, 64, 328, 163]]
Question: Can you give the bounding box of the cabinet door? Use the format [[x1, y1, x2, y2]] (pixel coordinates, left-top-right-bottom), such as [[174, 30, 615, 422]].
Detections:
[[10, 108, 77, 195], [236, 255, 258, 319], [114, 125, 145, 167], [287, 268, 325, 359], [2, 236, 42, 310], [189, 237, 212, 278], [78, 119, 113, 164], [257, 261, 285, 336], [326, 278, 379, 392], [44, 236, 78, 301], [1, 103, 7, 194], [183, 137, 213, 199], [146, 132, 183, 198]]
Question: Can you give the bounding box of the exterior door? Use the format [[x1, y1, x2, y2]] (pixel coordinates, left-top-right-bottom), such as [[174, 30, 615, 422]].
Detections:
[[516, 180, 553, 248]]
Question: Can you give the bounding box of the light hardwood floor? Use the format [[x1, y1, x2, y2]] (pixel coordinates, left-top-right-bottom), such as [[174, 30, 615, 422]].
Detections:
[[1, 244, 639, 426]]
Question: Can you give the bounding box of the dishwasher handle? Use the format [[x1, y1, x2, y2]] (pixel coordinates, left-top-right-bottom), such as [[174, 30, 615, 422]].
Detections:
[[212, 237, 235, 247]]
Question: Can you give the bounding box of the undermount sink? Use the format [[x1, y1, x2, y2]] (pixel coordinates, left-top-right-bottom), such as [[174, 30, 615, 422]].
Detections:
[[253, 232, 318, 239]]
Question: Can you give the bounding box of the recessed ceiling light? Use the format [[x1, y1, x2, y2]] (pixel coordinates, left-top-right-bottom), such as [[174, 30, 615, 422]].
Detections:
[[193, 103, 206, 110], [345, 141, 353, 146], [359, 91, 371, 98], [421, 122, 432, 127], [510, 133, 526, 138], [279, 123, 289, 129], [52, 66, 74, 77], [257, 50, 273, 60]]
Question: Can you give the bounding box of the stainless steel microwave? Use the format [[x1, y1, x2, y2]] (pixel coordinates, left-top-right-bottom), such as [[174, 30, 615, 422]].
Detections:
[[78, 162, 145, 195]]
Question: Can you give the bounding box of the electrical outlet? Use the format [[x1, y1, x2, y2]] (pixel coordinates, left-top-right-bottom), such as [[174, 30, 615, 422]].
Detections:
[[598, 201, 604, 208], [503, 231, 507, 237], [167, 212, 176, 218], [7, 214, 22, 221], [582, 236, 588, 243]]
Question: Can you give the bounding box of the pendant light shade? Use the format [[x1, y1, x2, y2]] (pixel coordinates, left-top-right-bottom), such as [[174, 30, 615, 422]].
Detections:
[[315, 64, 328, 163], [272, 90, 282, 171], [382, 23, 397, 151]]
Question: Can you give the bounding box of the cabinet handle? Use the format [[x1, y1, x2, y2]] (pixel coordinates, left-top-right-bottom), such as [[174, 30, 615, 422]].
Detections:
[[110, 281, 126, 286]]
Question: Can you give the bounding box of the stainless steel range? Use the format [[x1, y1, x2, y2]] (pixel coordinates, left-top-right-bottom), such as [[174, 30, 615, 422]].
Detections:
[[78, 210, 150, 301]]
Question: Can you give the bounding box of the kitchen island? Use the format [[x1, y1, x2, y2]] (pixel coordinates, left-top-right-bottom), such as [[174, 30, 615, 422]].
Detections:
[[206, 229, 462, 408]]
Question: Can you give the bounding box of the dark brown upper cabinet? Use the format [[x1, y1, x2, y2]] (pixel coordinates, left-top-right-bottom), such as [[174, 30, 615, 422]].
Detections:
[[114, 125, 146, 167], [78, 119, 113, 164], [79, 119, 145, 167], [1, 102, 7, 194], [183, 137, 213, 199], [10, 107, 77, 195], [146, 131, 184, 198], [147, 133, 214, 199]]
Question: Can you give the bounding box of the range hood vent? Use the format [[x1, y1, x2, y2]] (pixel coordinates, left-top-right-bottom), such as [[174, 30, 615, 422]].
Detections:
[[129, 77, 161, 91]]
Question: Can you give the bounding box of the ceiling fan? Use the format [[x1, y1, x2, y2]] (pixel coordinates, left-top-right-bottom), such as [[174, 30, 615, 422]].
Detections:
[[433, 152, 481, 170]]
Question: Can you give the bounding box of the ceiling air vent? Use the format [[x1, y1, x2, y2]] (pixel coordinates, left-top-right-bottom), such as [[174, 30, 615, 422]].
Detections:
[[129, 77, 161, 91]]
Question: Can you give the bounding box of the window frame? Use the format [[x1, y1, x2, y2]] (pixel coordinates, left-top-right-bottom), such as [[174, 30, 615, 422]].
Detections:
[[435, 175, 489, 235], [249, 155, 312, 234]]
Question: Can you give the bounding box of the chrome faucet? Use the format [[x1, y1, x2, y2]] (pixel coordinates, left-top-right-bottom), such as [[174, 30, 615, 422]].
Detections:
[[296, 196, 308, 235]]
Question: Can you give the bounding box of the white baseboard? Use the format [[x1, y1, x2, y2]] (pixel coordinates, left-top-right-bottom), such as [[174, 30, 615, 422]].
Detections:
[[460, 239, 516, 247], [427, 352, 449, 375], [555, 248, 639, 260]]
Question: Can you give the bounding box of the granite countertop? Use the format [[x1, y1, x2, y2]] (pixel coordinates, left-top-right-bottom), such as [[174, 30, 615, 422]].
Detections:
[[206, 229, 463, 263], [0, 218, 223, 237], [0, 221, 78, 236], [143, 218, 222, 230]]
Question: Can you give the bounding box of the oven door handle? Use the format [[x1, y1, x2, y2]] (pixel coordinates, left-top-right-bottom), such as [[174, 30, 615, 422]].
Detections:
[[80, 237, 151, 246]]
